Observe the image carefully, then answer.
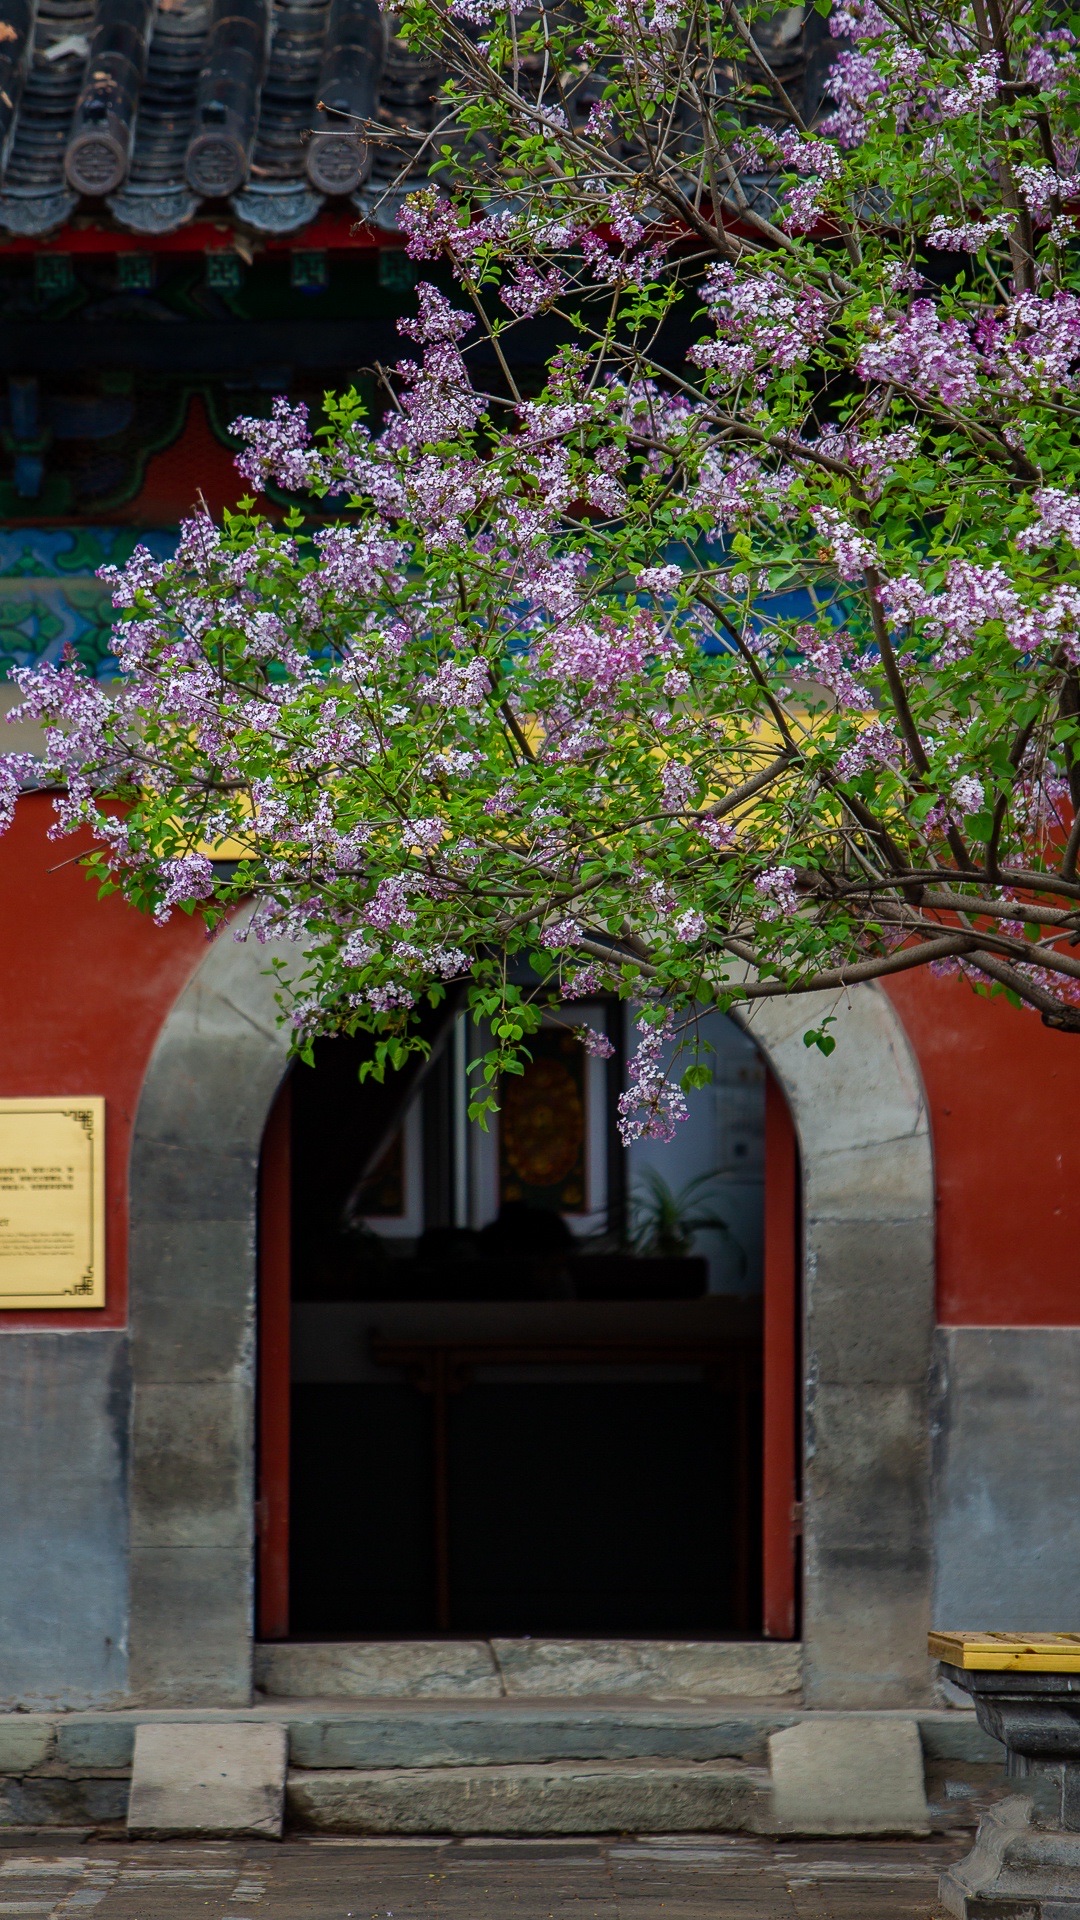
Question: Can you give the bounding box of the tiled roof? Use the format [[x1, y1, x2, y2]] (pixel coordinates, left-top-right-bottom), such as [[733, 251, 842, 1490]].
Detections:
[[0, 0, 437, 238]]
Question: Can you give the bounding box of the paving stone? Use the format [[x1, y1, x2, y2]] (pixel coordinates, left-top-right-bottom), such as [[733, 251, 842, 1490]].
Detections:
[[0, 1834, 972, 1918], [768, 1716, 930, 1837], [287, 1759, 771, 1836], [491, 1640, 803, 1700], [127, 1722, 287, 1838]]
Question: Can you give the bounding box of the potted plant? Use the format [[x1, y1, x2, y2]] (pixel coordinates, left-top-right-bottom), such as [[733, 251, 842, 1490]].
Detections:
[[629, 1170, 744, 1274]]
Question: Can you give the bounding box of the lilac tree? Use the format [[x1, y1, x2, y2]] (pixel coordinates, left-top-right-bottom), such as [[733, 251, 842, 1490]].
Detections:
[[6, 0, 1080, 1133]]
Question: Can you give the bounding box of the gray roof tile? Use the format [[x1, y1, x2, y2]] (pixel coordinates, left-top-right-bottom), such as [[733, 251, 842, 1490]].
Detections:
[[0, 0, 432, 236]]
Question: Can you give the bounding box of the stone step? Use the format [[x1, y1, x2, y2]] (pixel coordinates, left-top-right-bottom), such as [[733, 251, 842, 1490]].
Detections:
[[0, 1702, 1003, 1781], [0, 1707, 1004, 1835], [286, 1758, 772, 1836], [254, 1638, 804, 1702], [284, 1703, 794, 1769]]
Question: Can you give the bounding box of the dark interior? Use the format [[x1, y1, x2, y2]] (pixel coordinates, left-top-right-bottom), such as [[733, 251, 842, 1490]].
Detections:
[[278, 1022, 764, 1638], [289, 1378, 760, 1636]]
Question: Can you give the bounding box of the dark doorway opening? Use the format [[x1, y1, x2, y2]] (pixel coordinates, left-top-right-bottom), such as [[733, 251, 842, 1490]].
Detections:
[[289, 1372, 757, 1637], [259, 1006, 790, 1640]]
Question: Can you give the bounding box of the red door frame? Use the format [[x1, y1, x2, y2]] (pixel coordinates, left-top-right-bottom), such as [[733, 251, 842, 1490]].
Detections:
[[257, 1075, 292, 1641], [762, 1069, 800, 1639], [254, 1061, 800, 1643]]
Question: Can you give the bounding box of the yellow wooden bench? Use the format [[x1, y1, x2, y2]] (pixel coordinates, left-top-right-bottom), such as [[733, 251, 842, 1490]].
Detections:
[[930, 1631, 1080, 1673]]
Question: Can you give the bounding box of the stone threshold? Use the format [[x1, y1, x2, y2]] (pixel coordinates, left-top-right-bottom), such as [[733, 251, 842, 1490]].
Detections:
[[254, 1637, 804, 1702]]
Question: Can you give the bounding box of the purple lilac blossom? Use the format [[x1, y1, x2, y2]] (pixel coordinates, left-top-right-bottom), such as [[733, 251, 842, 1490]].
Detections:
[[617, 1014, 688, 1144], [754, 866, 800, 919]]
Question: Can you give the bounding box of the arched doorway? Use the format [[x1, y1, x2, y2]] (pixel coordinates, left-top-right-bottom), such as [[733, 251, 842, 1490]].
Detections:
[[256, 1004, 785, 1645], [128, 914, 933, 1709]]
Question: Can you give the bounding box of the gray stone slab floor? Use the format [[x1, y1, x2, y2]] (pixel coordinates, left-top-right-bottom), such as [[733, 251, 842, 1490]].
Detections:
[[0, 1835, 965, 1919]]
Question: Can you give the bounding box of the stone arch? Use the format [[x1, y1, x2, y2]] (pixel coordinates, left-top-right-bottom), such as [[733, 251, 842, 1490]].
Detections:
[[128, 929, 933, 1708], [128, 922, 295, 1705], [735, 992, 934, 1708]]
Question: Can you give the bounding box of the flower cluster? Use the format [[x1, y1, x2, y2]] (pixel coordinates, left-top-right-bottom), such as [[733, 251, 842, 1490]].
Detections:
[[690, 265, 829, 384], [1018, 489, 1080, 551], [857, 301, 980, 408], [232, 397, 325, 493], [754, 867, 800, 920], [618, 1016, 689, 1144], [835, 722, 900, 780]]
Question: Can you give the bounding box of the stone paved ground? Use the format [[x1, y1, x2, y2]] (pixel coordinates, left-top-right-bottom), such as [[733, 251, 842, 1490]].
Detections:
[[0, 1835, 967, 1920]]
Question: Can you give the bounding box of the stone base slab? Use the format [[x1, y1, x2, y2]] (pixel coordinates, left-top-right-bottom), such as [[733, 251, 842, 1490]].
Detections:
[[940, 1795, 1080, 1917], [0, 1777, 128, 1829], [254, 1640, 804, 1702], [1, 1701, 803, 1781], [0, 1704, 1004, 1835], [286, 1760, 771, 1836], [769, 1716, 930, 1836], [255, 1642, 501, 1700], [127, 1723, 287, 1839], [491, 1640, 803, 1700], [0, 1703, 1001, 1776]]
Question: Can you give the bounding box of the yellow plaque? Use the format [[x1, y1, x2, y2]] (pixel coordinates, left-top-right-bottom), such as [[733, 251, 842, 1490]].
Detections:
[[0, 1099, 106, 1309], [929, 1631, 1080, 1672]]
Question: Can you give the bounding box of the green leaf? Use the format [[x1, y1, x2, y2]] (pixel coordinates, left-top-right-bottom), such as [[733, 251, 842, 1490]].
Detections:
[[803, 1021, 837, 1057]]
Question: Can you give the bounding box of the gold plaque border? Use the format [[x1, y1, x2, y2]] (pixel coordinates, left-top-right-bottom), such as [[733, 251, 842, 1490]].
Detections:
[[0, 1097, 106, 1311]]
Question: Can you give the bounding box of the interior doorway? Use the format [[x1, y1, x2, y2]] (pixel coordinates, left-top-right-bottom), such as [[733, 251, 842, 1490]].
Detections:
[[257, 1005, 799, 1642]]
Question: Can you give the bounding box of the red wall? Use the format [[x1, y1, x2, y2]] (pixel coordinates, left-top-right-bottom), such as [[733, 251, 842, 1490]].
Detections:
[[2, 792, 1079, 1329], [115, 394, 251, 525], [0, 794, 209, 1329], [885, 973, 1080, 1326]]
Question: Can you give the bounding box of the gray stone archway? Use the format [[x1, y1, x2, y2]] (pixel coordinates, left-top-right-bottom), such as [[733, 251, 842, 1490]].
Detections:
[[736, 993, 934, 1708], [128, 922, 294, 1705], [128, 931, 934, 1709]]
